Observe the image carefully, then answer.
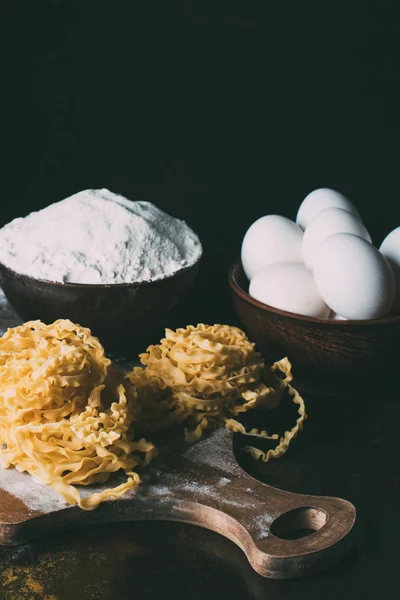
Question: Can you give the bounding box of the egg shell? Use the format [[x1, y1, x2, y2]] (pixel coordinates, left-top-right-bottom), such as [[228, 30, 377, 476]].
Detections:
[[380, 226, 400, 312], [241, 215, 303, 281], [249, 262, 330, 318], [296, 188, 360, 230], [331, 312, 348, 321], [313, 233, 395, 320], [302, 207, 371, 269]]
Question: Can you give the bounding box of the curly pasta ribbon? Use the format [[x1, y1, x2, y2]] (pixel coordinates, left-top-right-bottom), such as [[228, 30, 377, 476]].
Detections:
[[132, 324, 306, 461], [0, 320, 306, 510], [0, 320, 157, 510]]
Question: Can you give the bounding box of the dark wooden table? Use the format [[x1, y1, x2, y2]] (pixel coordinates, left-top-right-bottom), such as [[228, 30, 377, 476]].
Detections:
[[0, 292, 399, 600]]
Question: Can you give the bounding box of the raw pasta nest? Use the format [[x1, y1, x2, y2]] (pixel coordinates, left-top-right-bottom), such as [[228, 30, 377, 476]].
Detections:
[[127, 367, 188, 431], [0, 319, 157, 510], [0, 320, 306, 510], [132, 324, 306, 459]]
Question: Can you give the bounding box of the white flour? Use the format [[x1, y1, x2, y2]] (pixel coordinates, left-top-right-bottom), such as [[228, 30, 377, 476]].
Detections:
[[184, 428, 242, 476], [0, 188, 202, 284], [0, 466, 68, 513]]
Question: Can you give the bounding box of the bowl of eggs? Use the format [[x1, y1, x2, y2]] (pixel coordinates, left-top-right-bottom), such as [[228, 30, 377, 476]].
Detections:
[[229, 188, 400, 394]]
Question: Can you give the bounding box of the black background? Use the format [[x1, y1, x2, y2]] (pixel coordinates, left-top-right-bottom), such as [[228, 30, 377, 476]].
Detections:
[[3, 0, 400, 322]]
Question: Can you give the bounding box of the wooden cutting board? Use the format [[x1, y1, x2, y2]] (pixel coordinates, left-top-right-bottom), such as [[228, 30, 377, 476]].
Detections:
[[0, 427, 356, 580]]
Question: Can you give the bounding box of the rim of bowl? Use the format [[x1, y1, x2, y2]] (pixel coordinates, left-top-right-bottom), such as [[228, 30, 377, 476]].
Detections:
[[228, 257, 400, 326], [0, 256, 201, 289]]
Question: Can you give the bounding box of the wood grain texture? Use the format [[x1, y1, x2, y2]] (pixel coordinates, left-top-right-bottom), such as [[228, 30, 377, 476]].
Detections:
[[229, 259, 400, 393], [0, 427, 356, 580]]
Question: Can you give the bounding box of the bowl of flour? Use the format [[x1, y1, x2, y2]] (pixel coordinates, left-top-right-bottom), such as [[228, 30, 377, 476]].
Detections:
[[0, 189, 202, 354]]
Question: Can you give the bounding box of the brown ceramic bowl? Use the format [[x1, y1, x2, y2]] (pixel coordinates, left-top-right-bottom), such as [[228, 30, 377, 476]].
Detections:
[[0, 259, 200, 358], [229, 258, 400, 394]]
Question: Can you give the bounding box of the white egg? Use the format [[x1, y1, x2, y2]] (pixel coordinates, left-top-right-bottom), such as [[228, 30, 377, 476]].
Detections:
[[302, 207, 371, 269], [331, 312, 348, 321], [314, 233, 395, 320], [380, 226, 400, 312], [296, 188, 361, 230], [241, 215, 303, 281], [249, 263, 330, 318]]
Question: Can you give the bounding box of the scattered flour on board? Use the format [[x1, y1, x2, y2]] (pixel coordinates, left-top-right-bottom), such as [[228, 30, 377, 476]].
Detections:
[[146, 485, 172, 497], [0, 464, 138, 511], [252, 514, 274, 540], [180, 481, 215, 496], [0, 467, 67, 513], [0, 188, 202, 284], [219, 477, 231, 486], [183, 429, 242, 476], [178, 480, 254, 509]]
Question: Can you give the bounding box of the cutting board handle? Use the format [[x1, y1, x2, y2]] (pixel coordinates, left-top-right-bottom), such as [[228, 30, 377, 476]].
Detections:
[[143, 428, 357, 579], [232, 483, 356, 578], [142, 474, 356, 579]]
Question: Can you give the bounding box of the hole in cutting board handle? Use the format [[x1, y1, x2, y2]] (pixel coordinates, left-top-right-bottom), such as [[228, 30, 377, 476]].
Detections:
[[270, 507, 327, 540]]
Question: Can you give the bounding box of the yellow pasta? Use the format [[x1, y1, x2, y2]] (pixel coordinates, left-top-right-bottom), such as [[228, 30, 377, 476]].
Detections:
[[133, 324, 307, 459], [140, 324, 265, 396], [0, 320, 157, 510], [0, 319, 306, 511], [127, 367, 189, 431]]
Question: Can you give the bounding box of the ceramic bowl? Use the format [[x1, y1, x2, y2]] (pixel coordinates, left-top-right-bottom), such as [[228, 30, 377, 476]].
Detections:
[[0, 259, 200, 357], [229, 258, 400, 394]]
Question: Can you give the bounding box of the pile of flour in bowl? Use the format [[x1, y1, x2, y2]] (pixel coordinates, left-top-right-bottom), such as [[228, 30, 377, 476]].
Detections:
[[0, 189, 202, 284]]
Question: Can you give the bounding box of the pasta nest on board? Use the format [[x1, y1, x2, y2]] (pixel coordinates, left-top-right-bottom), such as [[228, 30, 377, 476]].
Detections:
[[130, 324, 306, 461], [0, 319, 157, 510]]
